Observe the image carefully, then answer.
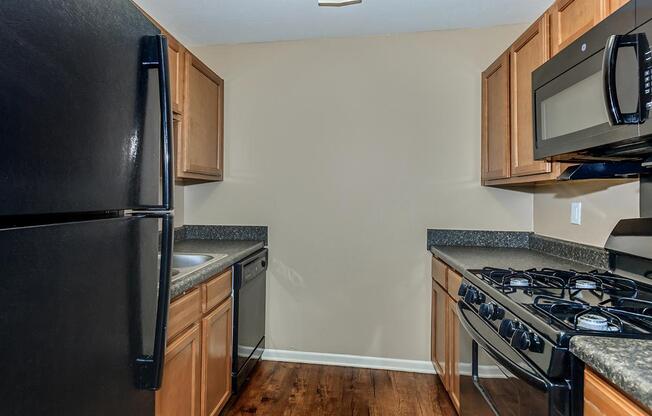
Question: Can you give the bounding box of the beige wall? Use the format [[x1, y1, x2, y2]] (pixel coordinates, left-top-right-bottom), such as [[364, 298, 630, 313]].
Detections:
[[184, 25, 531, 361], [174, 185, 184, 228], [533, 180, 639, 247]]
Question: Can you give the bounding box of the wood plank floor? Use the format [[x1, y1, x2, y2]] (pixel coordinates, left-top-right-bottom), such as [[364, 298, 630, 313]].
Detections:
[[223, 361, 456, 416]]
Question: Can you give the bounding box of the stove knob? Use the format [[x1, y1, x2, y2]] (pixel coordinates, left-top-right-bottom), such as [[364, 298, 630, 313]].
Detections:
[[478, 303, 494, 320], [463, 287, 479, 304], [479, 303, 505, 321], [477, 292, 486, 304], [498, 319, 518, 338], [458, 283, 468, 297], [511, 329, 532, 351]]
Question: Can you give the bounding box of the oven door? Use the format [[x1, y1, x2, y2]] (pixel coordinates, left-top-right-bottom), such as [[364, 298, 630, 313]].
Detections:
[[457, 301, 571, 416]]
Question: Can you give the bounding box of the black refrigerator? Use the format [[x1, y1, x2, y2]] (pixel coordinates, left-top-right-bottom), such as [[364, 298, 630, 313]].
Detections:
[[0, 1, 174, 414]]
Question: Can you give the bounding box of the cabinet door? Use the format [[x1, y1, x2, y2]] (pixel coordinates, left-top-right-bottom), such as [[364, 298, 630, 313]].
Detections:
[[179, 52, 224, 182], [167, 35, 185, 115], [201, 298, 233, 416], [609, 0, 629, 14], [510, 16, 552, 177], [156, 324, 202, 416], [550, 0, 609, 55], [447, 297, 461, 414], [584, 368, 649, 416], [431, 281, 448, 390], [482, 52, 511, 181]]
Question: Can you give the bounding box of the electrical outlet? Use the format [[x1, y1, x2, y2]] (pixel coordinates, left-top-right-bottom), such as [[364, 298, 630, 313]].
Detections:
[[571, 202, 582, 225]]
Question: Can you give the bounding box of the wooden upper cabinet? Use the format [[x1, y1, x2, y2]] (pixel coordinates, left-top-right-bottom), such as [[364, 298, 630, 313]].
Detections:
[[510, 15, 552, 177], [481, 52, 511, 181], [156, 324, 202, 416], [201, 298, 233, 416], [177, 52, 224, 183], [550, 0, 609, 55], [167, 35, 185, 115]]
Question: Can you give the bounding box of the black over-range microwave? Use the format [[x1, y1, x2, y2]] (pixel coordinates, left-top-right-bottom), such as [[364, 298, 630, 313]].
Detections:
[[533, 1, 652, 164]]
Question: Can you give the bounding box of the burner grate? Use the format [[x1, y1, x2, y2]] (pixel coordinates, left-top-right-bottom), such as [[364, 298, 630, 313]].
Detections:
[[533, 295, 652, 334]]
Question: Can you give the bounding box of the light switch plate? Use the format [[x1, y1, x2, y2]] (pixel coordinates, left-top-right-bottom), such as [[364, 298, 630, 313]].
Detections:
[[571, 202, 582, 225]]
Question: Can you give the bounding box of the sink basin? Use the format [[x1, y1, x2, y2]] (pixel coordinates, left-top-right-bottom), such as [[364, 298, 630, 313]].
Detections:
[[159, 252, 229, 282], [172, 254, 214, 269]]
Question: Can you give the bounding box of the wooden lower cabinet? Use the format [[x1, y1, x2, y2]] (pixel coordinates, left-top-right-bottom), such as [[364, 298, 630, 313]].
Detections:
[[156, 324, 202, 416], [201, 298, 233, 416], [446, 296, 461, 414], [157, 271, 234, 416], [584, 367, 650, 416], [431, 280, 448, 388], [431, 256, 461, 414]]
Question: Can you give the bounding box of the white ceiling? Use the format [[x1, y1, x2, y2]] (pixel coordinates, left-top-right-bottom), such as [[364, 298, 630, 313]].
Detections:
[[134, 0, 551, 46]]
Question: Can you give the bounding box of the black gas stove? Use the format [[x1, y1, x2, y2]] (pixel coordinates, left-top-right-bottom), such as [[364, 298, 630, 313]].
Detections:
[[454, 218, 652, 416], [470, 267, 652, 340]]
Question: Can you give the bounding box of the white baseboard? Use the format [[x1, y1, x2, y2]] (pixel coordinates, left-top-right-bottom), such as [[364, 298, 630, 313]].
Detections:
[[261, 349, 507, 379], [262, 349, 436, 374]]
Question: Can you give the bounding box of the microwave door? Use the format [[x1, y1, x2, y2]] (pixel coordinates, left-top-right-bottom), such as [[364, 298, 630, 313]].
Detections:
[[533, 31, 641, 161], [634, 24, 652, 141]]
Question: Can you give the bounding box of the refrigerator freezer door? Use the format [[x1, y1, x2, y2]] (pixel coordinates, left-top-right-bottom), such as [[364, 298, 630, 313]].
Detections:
[[0, 216, 162, 415], [0, 0, 163, 216]]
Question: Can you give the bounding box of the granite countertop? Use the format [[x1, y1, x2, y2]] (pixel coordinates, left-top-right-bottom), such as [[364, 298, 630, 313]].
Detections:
[[170, 239, 265, 298], [570, 336, 652, 410], [429, 245, 597, 278]]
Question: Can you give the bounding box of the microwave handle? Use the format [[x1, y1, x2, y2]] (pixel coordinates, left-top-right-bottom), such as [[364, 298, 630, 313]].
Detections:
[[603, 33, 648, 125]]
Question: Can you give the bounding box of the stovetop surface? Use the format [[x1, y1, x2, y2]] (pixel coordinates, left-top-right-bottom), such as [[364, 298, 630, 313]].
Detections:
[[470, 267, 652, 339]]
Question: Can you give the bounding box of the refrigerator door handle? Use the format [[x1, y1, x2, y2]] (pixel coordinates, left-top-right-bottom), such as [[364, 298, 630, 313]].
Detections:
[[135, 212, 173, 390], [139, 34, 174, 212]]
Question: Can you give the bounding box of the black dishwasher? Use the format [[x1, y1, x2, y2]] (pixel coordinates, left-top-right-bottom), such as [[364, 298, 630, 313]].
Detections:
[[232, 249, 267, 394]]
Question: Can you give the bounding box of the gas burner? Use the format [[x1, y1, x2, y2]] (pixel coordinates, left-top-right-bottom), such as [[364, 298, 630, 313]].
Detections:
[[574, 279, 597, 290], [509, 277, 530, 287], [471, 267, 640, 298], [576, 314, 616, 331]]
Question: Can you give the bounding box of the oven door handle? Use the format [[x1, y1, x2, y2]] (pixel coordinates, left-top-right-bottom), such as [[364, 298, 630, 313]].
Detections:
[[471, 342, 501, 416], [603, 33, 647, 125], [457, 301, 550, 392]]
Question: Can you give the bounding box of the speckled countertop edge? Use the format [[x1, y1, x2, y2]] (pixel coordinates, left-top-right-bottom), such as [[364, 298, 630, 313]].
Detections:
[[170, 239, 265, 298], [570, 336, 652, 411]]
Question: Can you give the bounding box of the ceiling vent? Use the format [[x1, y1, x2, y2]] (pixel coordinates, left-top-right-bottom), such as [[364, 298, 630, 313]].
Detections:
[[318, 0, 362, 6]]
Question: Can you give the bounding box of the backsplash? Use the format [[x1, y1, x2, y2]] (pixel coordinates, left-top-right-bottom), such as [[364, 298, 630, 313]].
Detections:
[[427, 229, 610, 270], [175, 225, 268, 244]]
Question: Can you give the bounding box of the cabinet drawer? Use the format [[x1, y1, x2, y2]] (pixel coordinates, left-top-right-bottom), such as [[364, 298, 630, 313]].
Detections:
[[447, 269, 463, 299], [168, 288, 202, 342], [432, 257, 448, 289], [203, 269, 232, 313]]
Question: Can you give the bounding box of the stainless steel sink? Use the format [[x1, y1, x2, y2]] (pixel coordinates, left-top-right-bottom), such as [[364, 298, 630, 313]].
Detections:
[[160, 252, 228, 282], [172, 254, 214, 269]]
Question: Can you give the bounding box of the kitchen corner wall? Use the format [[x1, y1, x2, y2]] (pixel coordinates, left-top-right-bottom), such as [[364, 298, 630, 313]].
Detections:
[[533, 180, 639, 248], [183, 24, 531, 361], [174, 185, 185, 228]]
